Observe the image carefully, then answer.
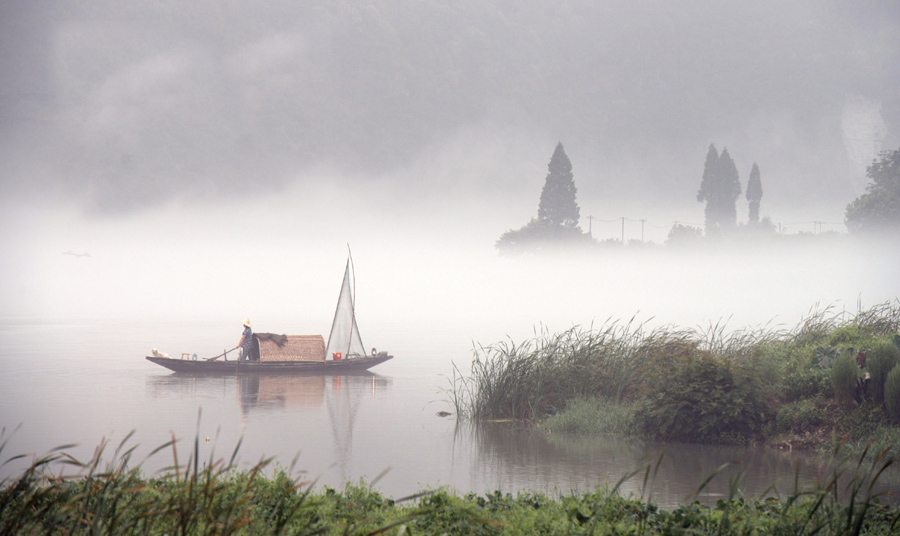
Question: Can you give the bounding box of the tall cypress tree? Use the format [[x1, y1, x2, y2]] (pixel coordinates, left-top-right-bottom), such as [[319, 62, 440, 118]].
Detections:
[[746, 162, 762, 224], [696, 144, 741, 231], [538, 142, 580, 228], [697, 144, 720, 231], [717, 148, 741, 228]]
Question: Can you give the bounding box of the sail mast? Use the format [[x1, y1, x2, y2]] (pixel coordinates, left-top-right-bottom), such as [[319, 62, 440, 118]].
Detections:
[[324, 250, 366, 359]]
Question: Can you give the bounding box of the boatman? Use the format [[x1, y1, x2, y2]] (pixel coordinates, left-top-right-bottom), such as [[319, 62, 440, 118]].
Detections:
[[237, 319, 253, 361]]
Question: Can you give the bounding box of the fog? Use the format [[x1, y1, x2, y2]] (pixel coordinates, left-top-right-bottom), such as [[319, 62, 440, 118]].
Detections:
[[2, 184, 897, 357], [1, 0, 898, 349]]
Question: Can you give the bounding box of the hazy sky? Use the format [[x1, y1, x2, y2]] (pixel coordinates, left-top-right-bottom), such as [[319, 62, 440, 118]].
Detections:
[[3, 0, 898, 214], [1, 0, 898, 326]]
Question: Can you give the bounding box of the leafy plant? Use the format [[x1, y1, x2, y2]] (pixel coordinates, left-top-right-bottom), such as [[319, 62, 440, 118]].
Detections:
[[814, 345, 839, 369], [782, 368, 832, 401], [884, 365, 900, 421], [636, 353, 770, 443], [867, 341, 900, 404], [830, 353, 859, 406], [774, 396, 827, 434]]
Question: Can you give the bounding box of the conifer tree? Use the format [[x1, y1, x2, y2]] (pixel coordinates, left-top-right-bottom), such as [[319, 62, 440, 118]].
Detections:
[[697, 144, 719, 231], [696, 144, 741, 231], [746, 162, 762, 224], [538, 142, 580, 228], [717, 148, 741, 227]]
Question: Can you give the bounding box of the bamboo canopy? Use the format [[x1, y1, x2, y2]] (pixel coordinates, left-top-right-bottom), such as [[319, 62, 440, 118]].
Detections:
[[258, 334, 326, 362]]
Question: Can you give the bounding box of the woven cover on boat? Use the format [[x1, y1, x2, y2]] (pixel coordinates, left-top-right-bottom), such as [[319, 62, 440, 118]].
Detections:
[[258, 334, 326, 362]]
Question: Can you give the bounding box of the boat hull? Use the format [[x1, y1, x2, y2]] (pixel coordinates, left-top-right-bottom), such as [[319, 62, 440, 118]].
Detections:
[[146, 354, 392, 374]]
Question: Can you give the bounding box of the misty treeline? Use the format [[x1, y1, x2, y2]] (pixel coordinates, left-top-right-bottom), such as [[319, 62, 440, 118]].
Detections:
[[696, 144, 766, 233], [496, 144, 900, 254]]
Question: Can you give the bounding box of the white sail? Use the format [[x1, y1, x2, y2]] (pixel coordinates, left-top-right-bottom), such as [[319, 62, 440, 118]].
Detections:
[[324, 258, 366, 359]]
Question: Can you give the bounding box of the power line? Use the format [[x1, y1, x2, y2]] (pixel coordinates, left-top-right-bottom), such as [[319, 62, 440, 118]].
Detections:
[[585, 214, 847, 242]]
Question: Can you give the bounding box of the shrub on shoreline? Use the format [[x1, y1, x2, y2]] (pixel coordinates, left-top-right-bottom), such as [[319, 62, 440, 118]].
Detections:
[[635, 352, 770, 444], [450, 301, 900, 452], [869, 341, 900, 404]]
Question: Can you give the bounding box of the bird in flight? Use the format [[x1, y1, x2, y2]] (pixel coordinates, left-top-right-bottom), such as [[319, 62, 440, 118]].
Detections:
[[63, 251, 91, 258]]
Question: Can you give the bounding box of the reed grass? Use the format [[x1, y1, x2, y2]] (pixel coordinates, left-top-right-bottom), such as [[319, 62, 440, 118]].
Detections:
[[450, 300, 900, 432], [4, 428, 900, 535], [0, 413, 429, 535], [542, 396, 638, 435], [449, 318, 698, 421]]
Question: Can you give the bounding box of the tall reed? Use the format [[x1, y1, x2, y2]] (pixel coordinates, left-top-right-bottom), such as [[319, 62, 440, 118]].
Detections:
[[449, 318, 698, 422], [869, 341, 900, 404], [5, 427, 900, 534], [0, 413, 328, 535], [450, 300, 900, 425]]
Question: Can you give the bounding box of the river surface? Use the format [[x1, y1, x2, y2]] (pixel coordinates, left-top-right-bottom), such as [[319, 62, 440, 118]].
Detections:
[[1, 316, 897, 508]]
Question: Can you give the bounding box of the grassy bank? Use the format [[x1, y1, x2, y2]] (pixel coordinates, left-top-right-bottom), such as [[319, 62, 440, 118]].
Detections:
[[3, 434, 900, 535], [449, 301, 900, 457]]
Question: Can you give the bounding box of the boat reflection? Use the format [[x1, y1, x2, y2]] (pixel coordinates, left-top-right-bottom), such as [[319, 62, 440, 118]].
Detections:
[[147, 372, 392, 417], [237, 374, 326, 414]]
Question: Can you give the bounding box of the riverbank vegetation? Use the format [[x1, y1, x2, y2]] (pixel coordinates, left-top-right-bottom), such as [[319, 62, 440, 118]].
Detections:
[[449, 301, 900, 458], [3, 431, 900, 535]]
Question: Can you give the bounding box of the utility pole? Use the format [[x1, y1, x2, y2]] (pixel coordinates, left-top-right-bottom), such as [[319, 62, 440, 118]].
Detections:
[[587, 215, 593, 238], [639, 219, 645, 242], [621, 216, 625, 245]]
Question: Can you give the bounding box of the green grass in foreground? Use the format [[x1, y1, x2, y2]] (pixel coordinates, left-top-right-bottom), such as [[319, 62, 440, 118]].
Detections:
[[3, 429, 900, 535]]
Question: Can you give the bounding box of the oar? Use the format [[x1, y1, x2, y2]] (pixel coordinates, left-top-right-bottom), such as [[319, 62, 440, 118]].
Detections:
[[206, 348, 237, 361]]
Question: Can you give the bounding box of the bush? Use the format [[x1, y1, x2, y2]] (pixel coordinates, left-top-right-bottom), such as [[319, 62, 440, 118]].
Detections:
[[831, 354, 859, 405], [828, 325, 863, 345], [774, 397, 827, 434], [867, 341, 900, 403], [495, 218, 593, 254], [635, 353, 770, 443], [884, 365, 900, 421], [781, 368, 831, 401]]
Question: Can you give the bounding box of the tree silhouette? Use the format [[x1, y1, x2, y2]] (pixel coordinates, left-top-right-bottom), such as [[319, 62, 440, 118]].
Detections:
[[496, 142, 589, 253], [697, 144, 741, 232], [538, 142, 580, 228], [746, 162, 762, 224], [845, 148, 900, 232]]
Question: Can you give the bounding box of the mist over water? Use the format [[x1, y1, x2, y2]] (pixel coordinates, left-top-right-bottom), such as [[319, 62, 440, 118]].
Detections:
[[2, 184, 896, 351]]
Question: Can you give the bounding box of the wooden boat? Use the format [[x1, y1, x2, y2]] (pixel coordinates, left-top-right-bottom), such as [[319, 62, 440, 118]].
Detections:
[[146, 253, 393, 374], [145, 353, 393, 374]]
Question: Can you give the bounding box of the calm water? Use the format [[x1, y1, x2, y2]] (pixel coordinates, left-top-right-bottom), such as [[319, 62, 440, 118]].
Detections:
[[1, 316, 896, 508]]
